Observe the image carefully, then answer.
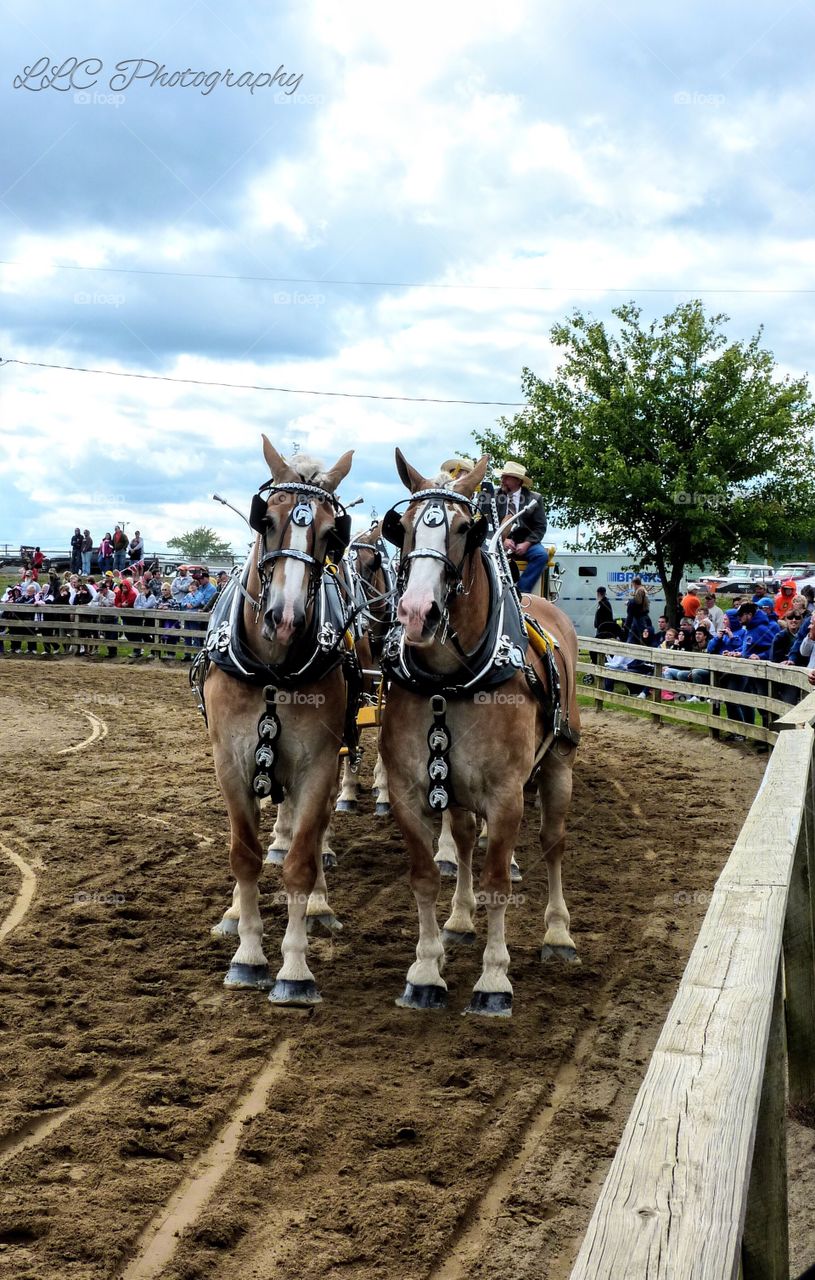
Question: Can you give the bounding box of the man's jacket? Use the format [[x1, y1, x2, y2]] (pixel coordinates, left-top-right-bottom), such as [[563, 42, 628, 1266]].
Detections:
[[479, 488, 547, 545]]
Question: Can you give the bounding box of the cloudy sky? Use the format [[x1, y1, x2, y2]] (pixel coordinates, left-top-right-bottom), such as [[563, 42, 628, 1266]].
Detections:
[[1, 1, 812, 555]]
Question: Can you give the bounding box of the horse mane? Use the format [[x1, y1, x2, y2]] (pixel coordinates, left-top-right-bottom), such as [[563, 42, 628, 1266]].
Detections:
[[286, 453, 329, 485]]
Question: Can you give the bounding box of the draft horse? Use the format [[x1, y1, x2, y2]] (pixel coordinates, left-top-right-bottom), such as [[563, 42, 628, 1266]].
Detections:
[[380, 451, 581, 1017], [195, 436, 357, 1007]]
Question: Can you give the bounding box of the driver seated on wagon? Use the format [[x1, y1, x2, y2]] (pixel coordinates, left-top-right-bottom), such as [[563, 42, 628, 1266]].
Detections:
[[439, 456, 549, 594]]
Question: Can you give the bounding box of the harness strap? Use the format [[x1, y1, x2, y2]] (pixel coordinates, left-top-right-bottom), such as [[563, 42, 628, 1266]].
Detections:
[[252, 686, 285, 803], [426, 695, 453, 811]]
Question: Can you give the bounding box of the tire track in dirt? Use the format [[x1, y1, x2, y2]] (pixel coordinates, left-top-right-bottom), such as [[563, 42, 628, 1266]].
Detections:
[[58, 710, 108, 754], [0, 1068, 125, 1170], [0, 840, 38, 942], [121, 1039, 291, 1280]]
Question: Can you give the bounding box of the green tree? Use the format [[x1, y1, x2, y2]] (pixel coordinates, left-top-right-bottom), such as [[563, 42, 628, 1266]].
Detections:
[[167, 526, 233, 561], [476, 301, 815, 622]]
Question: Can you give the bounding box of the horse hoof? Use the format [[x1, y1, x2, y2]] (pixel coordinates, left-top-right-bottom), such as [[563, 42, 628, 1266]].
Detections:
[[269, 979, 322, 1006], [540, 944, 581, 965], [211, 916, 239, 938], [510, 860, 523, 884], [374, 802, 391, 817], [463, 990, 513, 1018], [434, 859, 457, 879], [224, 962, 274, 990], [322, 851, 338, 870], [306, 912, 343, 935], [335, 799, 357, 813], [477, 834, 487, 848], [265, 847, 286, 866], [395, 982, 447, 1011], [441, 928, 476, 946]]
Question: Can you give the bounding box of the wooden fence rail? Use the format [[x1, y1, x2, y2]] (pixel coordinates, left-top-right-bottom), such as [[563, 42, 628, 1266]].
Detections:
[[0, 603, 212, 658], [569, 692, 815, 1280], [577, 635, 811, 747]]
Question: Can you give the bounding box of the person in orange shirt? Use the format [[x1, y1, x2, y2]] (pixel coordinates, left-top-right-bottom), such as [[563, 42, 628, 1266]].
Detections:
[[774, 579, 798, 619], [681, 589, 701, 618]]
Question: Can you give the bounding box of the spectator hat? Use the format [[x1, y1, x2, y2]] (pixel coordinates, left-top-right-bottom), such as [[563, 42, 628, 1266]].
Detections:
[[757, 596, 774, 608], [737, 601, 756, 615]]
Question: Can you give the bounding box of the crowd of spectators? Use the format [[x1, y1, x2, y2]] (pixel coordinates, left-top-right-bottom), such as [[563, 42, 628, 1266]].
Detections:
[[0, 564, 225, 660], [593, 577, 814, 741]]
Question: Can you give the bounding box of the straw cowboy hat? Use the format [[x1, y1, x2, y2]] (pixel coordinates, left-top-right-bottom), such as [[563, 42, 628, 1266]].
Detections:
[[440, 456, 475, 478], [500, 460, 533, 487]]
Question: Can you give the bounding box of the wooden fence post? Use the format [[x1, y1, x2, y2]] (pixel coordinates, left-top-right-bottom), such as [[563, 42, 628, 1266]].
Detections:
[[783, 759, 815, 1108], [742, 956, 789, 1280]]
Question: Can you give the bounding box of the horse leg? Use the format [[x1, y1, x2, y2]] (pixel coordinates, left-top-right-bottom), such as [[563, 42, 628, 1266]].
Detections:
[[270, 768, 336, 1007], [211, 880, 241, 938], [266, 797, 292, 865], [335, 754, 359, 813], [441, 806, 477, 946], [478, 817, 521, 880], [538, 749, 580, 965], [434, 809, 458, 879], [465, 794, 523, 1018], [372, 745, 391, 817], [216, 766, 273, 991], [393, 799, 447, 1010]]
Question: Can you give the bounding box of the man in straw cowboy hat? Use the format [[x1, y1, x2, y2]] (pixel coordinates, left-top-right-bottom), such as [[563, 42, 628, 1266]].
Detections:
[[479, 460, 549, 593], [439, 456, 476, 481]]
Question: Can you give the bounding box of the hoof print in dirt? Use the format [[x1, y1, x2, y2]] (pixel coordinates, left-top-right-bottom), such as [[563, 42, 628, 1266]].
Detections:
[[540, 944, 581, 965], [395, 983, 448, 1011], [224, 962, 275, 990], [269, 979, 322, 1006], [440, 928, 476, 947], [211, 916, 240, 938], [434, 860, 457, 879], [463, 990, 513, 1018]]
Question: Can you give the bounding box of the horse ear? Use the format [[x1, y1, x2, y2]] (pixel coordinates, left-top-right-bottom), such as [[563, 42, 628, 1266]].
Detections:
[[321, 450, 354, 493], [262, 434, 290, 480], [454, 455, 490, 498], [395, 448, 427, 493]]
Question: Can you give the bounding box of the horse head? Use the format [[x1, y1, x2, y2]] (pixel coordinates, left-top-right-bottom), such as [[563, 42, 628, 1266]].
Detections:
[[388, 449, 489, 646], [251, 435, 353, 656]]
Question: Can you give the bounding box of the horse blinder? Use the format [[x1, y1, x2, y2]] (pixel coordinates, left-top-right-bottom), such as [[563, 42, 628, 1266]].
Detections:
[[382, 507, 405, 548], [249, 493, 270, 533]]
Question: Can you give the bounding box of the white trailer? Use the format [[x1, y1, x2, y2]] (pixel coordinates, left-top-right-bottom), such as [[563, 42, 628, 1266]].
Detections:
[[548, 552, 674, 635]]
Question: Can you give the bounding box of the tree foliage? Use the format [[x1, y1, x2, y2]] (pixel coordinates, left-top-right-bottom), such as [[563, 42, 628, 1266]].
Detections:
[[167, 526, 233, 560], [475, 301, 815, 618]]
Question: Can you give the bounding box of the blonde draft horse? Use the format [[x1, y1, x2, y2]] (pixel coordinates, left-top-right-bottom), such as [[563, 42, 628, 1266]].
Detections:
[[380, 451, 581, 1018], [205, 437, 353, 1007], [335, 519, 392, 816]]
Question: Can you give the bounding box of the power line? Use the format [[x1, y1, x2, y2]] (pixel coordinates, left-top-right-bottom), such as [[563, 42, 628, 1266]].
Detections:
[[0, 357, 528, 407], [0, 258, 812, 294]]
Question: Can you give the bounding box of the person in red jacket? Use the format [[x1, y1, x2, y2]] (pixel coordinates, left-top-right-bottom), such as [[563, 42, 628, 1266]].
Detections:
[[775, 579, 798, 619], [114, 577, 137, 608], [32, 547, 44, 580]]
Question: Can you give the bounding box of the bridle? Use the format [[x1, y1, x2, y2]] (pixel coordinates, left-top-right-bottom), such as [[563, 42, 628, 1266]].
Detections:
[[382, 487, 487, 595], [248, 480, 351, 614]]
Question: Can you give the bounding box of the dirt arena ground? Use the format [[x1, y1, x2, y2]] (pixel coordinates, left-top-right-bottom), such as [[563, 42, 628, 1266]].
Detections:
[[0, 658, 808, 1279]]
